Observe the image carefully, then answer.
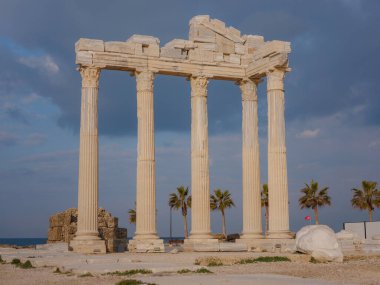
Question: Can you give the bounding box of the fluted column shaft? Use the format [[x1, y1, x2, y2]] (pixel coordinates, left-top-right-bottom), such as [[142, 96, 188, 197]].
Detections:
[[267, 68, 291, 238], [240, 80, 263, 239], [134, 70, 158, 239], [189, 76, 212, 239], [76, 67, 101, 240]]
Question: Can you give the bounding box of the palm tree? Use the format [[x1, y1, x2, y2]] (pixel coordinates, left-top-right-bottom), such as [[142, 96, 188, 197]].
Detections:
[[128, 208, 136, 224], [299, 179, 331, 224], [351, 180, 380, 222], [210, 189, 235, 238], [168, 186, 192, 238], [261, 184, 269, 235]]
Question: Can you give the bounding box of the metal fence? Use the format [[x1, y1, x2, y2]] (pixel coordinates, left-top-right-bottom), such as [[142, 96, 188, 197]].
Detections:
[[343, 221, 380, 239]]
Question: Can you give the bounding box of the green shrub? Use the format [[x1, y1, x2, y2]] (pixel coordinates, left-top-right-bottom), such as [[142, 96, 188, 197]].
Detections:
[[115, 280, 156, 285], [19, 260, 33, 269], [11, 258, 21, 265], [107, 269, 152, 276], [79, 272, 93, 277], [238, 256, 291, 264], [309, 257, 320, 264], [207, 260, 223, 266], [177, 269, 192, 274], [115, 280, 143, 285], [195, 268, 212, 274]]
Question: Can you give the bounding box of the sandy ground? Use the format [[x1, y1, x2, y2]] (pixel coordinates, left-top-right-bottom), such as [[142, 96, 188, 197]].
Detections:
[[1, 247, 380, 285]]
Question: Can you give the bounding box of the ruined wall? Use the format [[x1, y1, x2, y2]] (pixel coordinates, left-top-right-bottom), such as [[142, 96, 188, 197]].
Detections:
[[48, 208, 128, 253]]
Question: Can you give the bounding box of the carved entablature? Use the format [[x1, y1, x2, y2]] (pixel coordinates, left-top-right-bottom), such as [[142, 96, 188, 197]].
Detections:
[[75, 15, 291, 81]]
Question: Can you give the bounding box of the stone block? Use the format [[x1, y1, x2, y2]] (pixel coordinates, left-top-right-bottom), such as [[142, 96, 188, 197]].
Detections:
[[160, 47, 187, 59], [142, 45, 160, 57], [48, 227, 62, 241], [243, 35, 265, 48], [76, 51, 92, 65], [219, 242, 247, 252], [216, 34, 235, 54], [75, 38, 104, 52], [49, 213, 65, 227], [105, 41, 135, 54], [69, 239, 106, 254], [106, 217, 118, 228], [211, 18, 226, 30], [128, 239, 165, 253], [107, 239, 127, 253], [127, 34, 160, 45], [196, 42, 217, 51], [241, 54, 254, 65], [188, 49, 214, 63], [214, 52, 224, 62], [228, 26, 241, 38], [116, 228, 128, 239], [235, 43, 247, 55], [228, 54, 241, 64]]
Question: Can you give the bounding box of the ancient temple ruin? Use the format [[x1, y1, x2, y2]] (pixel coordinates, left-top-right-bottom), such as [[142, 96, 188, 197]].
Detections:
[[70, 15, 292, 253]]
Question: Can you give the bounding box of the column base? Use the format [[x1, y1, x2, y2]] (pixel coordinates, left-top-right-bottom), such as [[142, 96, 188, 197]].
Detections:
[[183, 238, 219, 252], [236, 238, 295, 252], [128, 238, 164, 253], [239, 232, 264, 239], [266, 231, 295, 239], [69, 238, 106, 254]]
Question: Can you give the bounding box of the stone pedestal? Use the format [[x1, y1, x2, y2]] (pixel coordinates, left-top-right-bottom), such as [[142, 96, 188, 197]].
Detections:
[[236, 238, 295, 252], [183, 238, 219, 252], [71, 67, 106, 254], [266, 68, 293, 239], [128, 239, 164, 253], [239, 79, 263, 240]]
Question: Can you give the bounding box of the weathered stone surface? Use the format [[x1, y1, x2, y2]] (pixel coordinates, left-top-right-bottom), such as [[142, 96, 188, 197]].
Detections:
[[48, 208, 127, 253], [75, 38, 104, 52], [296, 225, 343, 262], [105, 41, 135, 54]]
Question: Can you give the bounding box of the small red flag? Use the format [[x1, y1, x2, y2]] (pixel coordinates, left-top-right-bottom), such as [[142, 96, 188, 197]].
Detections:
[[305, 215, 311, 221]]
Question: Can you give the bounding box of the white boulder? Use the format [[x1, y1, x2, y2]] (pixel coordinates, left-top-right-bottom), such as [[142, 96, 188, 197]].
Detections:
[[296, 225, 343, 262]]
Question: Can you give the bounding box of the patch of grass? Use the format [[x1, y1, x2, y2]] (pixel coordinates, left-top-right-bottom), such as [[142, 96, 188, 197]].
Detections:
[[177, 269, 192, 274], [18, 260, 33, 269], [309, 257, 320, 264], [106, 269, 152, 276], [115, 280, 143, 285], [238, 256, 291, 264], [207, 260, 223, 267], [11, 258, 21, 265], [115, 280, 157, 285], [195, 267, 212, 274], [79, 272, 93, 277], [10, 259, 34, 269], [0, 255, 5, 264]]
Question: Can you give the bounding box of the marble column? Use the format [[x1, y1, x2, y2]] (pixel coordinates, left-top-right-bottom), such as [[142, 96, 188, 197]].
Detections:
[[240, 79, 263, 239], [189, 76, 212, 240], [71, 66, 106, 253], [266, 68, 292, 239], [134, 69, 159, 240]]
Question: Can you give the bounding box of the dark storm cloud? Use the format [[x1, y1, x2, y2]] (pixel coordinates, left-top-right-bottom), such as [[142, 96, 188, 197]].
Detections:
[[0, 0, 379, 136]]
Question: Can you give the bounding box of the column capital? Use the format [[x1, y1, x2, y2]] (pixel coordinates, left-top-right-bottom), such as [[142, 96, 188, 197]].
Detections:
[[190, 76, 208, 98], [267, 68, 285, 91], [240, 79, 258, 101], [80, 66, 101, 88], [136, 69, 155, 92]]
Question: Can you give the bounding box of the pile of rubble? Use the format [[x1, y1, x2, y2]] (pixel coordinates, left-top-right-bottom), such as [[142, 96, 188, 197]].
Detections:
[[48, 208, 127, 253]]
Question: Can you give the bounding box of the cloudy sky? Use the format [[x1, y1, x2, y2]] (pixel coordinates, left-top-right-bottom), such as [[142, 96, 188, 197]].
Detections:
[[1, 0, 380, 238]]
